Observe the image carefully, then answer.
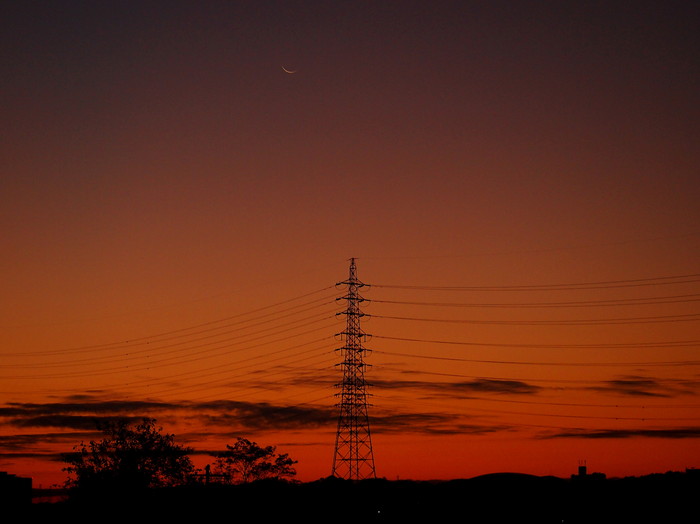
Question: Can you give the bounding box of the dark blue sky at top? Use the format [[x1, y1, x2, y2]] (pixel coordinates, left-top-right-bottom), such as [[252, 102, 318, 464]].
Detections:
[[1, 1, 699, 283], [4, 1, 697, 145]]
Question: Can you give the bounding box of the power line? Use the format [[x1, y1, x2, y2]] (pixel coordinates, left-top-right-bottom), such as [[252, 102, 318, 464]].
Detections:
[[374, 349, 700, 367], [4, 324, 336, 380], [377, 365, 612, 385], [1, 309, 338, 371], [126, 348, 337, 401], [372, 272, 700, 291], [371, 293, 700, 308], [372, 312, 700, 326], [372, 370, 700, 409], [373, 394, 697, 422], [109, 341, 334, 396], [5, 287, 336, 357], [6, 265, 700, 461], [373, 334, 700, 349]]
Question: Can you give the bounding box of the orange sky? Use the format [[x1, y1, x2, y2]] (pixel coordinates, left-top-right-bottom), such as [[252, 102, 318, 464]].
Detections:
[[1, 1, 699, 488]]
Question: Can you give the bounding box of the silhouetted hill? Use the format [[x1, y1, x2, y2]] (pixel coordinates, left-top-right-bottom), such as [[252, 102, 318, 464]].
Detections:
[[29, 470, 698, 523]]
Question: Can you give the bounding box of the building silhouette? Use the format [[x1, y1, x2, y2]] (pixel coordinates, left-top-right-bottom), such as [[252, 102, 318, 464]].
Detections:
[[0, 471, 32, 506]]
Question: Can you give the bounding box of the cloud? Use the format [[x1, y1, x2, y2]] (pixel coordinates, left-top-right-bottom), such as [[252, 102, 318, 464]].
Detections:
[[193, 400, 336, 430], [373, 378, 540, 396], [0, 394, 516, 449], [541, 427, 700, 439], [10, 415, 143, 430], [456, 379, 540, 395], [213, 371, 336, 393], [188, 401, 510, 436], [0, 399, 179, 417], [588, 376, 700, 398], [0, 431, 96, 461], [0, 400, 182, 431], [0, 398, 337, 433], [0, 398, 335, 459], [370, 411, 509, 435]]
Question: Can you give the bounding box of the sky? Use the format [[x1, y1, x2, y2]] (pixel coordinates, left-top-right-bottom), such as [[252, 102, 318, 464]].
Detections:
[[1, 1, 699, 488]]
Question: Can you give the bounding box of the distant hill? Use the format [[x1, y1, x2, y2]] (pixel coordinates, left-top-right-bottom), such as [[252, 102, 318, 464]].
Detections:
[[29, 470, 698, 523]]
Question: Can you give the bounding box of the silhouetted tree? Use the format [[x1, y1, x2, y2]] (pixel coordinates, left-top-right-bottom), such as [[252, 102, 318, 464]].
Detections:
[[213, 437, 297, 484], [63, 418, 195, 494]]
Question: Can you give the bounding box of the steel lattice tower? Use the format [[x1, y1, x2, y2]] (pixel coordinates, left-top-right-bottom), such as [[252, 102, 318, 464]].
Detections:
[[331, 258, 376, 480]]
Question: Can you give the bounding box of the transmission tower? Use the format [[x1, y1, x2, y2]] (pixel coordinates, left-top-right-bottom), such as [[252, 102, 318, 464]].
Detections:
[[331, 258, 377, 480]]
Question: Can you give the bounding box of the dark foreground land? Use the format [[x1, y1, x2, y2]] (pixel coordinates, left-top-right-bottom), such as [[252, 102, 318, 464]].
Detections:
[[29, 470, 698, 523]]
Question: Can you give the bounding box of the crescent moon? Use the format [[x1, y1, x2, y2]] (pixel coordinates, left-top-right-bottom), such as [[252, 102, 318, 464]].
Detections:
[[282, 66, 297, 74]]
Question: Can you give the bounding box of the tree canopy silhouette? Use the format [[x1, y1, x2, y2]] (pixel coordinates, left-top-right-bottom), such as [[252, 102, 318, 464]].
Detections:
[[62, 418, 195, 494], [213, 437, 297, 484]]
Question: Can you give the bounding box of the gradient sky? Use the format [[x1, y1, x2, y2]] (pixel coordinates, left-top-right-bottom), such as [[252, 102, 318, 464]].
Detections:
[[1, 1, 699, 488]]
